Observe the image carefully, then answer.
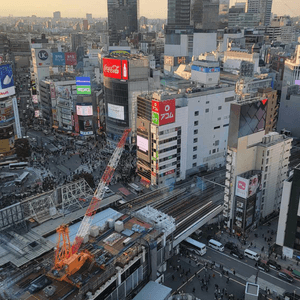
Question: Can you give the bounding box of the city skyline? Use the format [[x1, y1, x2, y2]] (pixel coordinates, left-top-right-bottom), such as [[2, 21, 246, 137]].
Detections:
[[1, 0, 300, 19]]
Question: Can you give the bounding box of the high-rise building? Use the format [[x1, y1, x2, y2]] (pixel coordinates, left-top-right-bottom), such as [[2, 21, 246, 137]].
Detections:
[[71, 33, 84, 52], [107, 0, 139, 46], [86, 13, 93, 22], [282, 45, 300, 86], [53, 11, 61, 21], [167, 0, 191, 26], [83, 20, 89, 31], [247, 0, 272, 26], [103, 55, 149, 147]]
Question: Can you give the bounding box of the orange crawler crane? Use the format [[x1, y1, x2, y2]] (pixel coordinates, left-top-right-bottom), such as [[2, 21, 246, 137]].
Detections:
[[50, 129, 131, 287]]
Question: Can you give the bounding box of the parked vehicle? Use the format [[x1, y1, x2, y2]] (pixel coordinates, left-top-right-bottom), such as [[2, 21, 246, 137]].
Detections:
[[278, 271, 293, 283], [230, 249, 244, 259], [292, 269, 300, 279], [257, 260, 270, 272], [267, 259, 281, 270], [244, 249, 260, 261], [208, 239, 224, 252], [225, 242, 238, 251]]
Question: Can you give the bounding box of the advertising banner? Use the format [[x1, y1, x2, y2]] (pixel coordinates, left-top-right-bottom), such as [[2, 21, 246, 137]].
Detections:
[[65, 52, 77, 65], [248, 173, 262, 197], [137, 135, 149, 154], [74, 113, 79, 133], [174, 56, 189, 66], [35, 110, 40, 118], [50, 84, 56, 99], [103, 58, 122, 79], [76, 105, 93, 116], [76, 77, 91, 86], [56, 85, 71, 100], [164, 55, 174, 66], [76, 86, 91, 95], [32, 49, 51, 67], [108, 103, 124, 120], [0, 64, 15, 99], [0, 138, 14, 152], [80, 131, 93, 136], [83, 120, 92, 131], [191, 65, 220, 73], [32, 95, 38, 103], [52, 52, 66, 66], [295, 80, 300, 85], [109, 49, 131, 55], [151, 99, 175, 126], [122, 60, 128, 80], [235, 176, 250, 199]]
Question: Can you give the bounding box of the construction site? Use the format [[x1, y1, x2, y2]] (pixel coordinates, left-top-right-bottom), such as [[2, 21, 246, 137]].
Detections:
[[0, 129, 225, 300]]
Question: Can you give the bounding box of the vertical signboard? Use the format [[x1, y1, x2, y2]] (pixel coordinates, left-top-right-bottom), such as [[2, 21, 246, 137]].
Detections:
[[52, 52, 66, 66], [76, 76, 91, 95], [151, 99, 175, 126], [0, 64, 15, 98], [65, 52, 77, 65], [32, 49, 51, 67], [12, 97, 22, 138], [235, 176, 250, 199], [122, 60, 128, 80], [74, 113, 79, 133]]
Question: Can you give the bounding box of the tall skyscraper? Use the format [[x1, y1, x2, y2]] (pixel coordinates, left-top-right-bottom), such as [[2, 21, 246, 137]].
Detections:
[[53, 11, 61, 21], [71, 33, 84, 52], [248, 0, 272, 26], [107, 0, 139, 46], [167, 0, 191, 26]]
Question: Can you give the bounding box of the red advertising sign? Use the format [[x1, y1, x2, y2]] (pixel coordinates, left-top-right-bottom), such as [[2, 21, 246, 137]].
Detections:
[[151, 99, 175, 126], [165, 169, 175, 176], [122, 60, 128, 80], [74, 113, 79, 133], [103, 58, 122, 79], [65, 52, 77, 65]]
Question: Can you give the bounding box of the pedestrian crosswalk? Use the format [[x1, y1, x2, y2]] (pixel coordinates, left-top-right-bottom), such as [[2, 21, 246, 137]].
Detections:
[[3, 182, 15, 187]]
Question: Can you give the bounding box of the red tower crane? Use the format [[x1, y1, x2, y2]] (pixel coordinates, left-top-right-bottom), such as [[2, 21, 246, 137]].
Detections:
[[50, 128, 131, 286]]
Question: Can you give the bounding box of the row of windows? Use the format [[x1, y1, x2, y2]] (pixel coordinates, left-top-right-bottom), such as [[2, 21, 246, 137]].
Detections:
[[159, 154, 177, 163], [159, 161, 177, 170], [159, 145, 178, 154], [194, 106, 222, 116], [159, 136, 177, 145], [159, 127, 181, 135]]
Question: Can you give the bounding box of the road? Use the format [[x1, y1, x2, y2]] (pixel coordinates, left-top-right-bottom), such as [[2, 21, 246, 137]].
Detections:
[[206, 246, 300, 296]]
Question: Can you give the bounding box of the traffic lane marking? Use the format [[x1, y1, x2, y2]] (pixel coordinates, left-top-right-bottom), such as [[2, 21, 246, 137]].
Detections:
[[207, 246, 300, 291]]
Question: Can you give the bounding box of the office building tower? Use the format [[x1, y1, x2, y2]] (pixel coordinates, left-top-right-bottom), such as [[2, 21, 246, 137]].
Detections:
[[167, 0, 191, 26], [282, 45, 300, 86], [103, 55, 149, 147], [86, 13, 92, 22], [107, 0, 139, 46], [247, 0, 272, 26], [53, 11, 61, 21], [71, 33, 84, 52], [83, 20, 89, 31]]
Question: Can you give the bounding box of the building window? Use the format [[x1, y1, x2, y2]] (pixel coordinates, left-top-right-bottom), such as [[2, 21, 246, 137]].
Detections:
[[195, 111, 199, 116], [215, 140, 219, 146], [212, 149, 216, 153], [266, 158, 269, 164], [194, 129, 198, 134], [193, 154, 197, 159], [194, 138, 198, 143], [193, 146, 197, 151], [205, 108, 209, 113], [218, 117, 221, 121], [218, 106, 222, 110], [267, 150, 270, 156], [194, 121, 198, 126], [193, 163, 197, 167], [206, 101, 209, 104], [214, 126, 220, 130], [209, 150, 211, 154], [262, 151, 264, 157], [262, 159, 264, 165], [264, 174, 267, 180], [263, 182, 266, 188], [265, 166, 268, 172]]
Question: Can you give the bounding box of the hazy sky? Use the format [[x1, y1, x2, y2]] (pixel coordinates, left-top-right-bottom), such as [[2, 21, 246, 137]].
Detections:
[[2, 0, 300, 19]]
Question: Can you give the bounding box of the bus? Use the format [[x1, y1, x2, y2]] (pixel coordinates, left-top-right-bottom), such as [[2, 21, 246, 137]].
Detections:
[[182, 237, 207, 256], [0, 173, 16, 182], [292, 269, 300, 279], [15, 171, 30, 185], [9, 162, 29, 170], [208, 239, 224, 252], [0, 160, 18, 168]]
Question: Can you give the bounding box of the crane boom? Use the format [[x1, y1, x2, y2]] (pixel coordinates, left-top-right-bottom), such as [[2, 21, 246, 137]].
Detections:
[[71, 128, 131, 254]]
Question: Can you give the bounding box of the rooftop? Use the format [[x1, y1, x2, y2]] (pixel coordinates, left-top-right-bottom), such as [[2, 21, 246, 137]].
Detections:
[[133, 281, 172, 300]]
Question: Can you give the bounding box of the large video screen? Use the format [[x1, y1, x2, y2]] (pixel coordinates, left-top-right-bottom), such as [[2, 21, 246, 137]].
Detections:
[[76, 105, 93, 116], [108, 103, 124, 120], [137, 135, 149, 154]]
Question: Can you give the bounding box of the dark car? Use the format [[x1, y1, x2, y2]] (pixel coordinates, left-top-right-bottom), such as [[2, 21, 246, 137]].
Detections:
[[278, 272, 294, 283], [267, 259, 281, 270], [257, 260, 270, 272], [225, 242, 238, 251], [284, 292, 300, 300], [230, 248, 244, 259]]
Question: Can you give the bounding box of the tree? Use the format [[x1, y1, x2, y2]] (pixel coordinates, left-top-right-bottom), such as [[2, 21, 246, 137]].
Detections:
[[73, 171, 95, 189], [15, 138, 31, 159]]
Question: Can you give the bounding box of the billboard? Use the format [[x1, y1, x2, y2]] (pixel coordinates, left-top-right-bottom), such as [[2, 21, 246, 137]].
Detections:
[[164, 55, 174, 66], [122, 60, 128, 80], [56, 85, 72, 100], [137, 135, 149, 154], [74, 113, 79, 133], [76, 105, 93, 116], [248, 173, 262, 197], [0, 64, 15, 99], [50, 84, 56, 99], [295, 80, 300, 85], [0, 138, 14, 152], [108, 103, 124, 120], [191, 65, 220, 73], [151, 99, 175, 126], [32, 95, 38, 103], [76, 77, 91, 86], [65, 52, 77, 65], [103, 58, 122, 79], [32, 49, 51, 67], [235, 176, 249, 199], [52, 52, 66, 66], [76, 86, 91, 95]]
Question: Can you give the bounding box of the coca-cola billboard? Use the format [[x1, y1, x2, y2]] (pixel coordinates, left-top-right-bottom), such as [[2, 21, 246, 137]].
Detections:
[[103, 58, 129, 80]]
